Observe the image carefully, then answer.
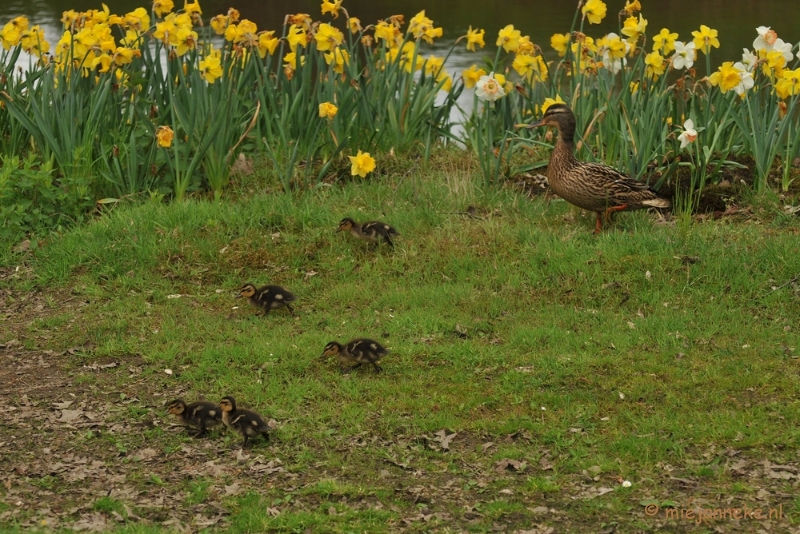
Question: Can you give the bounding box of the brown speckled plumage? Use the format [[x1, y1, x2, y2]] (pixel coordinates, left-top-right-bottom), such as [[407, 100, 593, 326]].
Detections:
[[528, 104, 670, 233], [321, 338, 389, 373], [219, 396, 270, 448], [337, 218, 398, 247]]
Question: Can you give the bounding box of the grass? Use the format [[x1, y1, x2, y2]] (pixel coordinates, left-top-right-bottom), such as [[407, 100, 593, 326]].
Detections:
[[2, 153, 800, 531]]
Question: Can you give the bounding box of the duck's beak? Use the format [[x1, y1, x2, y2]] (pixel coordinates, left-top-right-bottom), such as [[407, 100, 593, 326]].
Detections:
[[235, 293, 242, 298], [335, 226, 343, 233], [516, 117, 546, 129]]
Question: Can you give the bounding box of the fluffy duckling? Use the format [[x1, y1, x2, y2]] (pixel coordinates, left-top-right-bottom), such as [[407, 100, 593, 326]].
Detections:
[[238, 283, 296, 316], [321, 338, 389, 373], [219, 396, 270, 448], [337, 218, 399, 247], [524, 103, 671, 234], [166, 399, 222, 437]]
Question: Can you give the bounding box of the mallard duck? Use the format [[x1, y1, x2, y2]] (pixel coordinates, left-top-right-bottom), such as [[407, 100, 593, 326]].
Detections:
[[525, 104, 671, 234], [337, 218, 399, 247], [321, 338, 389, 373], [166, 399, 222, 437], [219, 396, 270, 448], [238, 283, 296, 316]]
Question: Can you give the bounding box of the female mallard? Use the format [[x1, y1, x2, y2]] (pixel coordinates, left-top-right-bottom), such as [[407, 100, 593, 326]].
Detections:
[[526, 104, 670, 234]]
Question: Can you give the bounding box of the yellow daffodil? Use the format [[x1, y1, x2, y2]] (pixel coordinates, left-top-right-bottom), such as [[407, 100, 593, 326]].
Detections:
[[761, 49, 786, 78], [598, 33, 626, 60], [424, 55, 444, 76], [776, 68, 800, 99], [154, 18, 177, 45], [496, 24, 521, 52], [624, 0, 641, 15], [61, 10, 79, 30], [349, 150, 376, 177], [348, 18, 361, 34], [408, 10, 442, 44], [174, 27, 197, 55], [319, 101, 338, 119], [645, 51, 665, 78], [517, 36, 535, 55], [513, 53, 548, 83], [436, 70, 452, 92], [541, 94, 565, 114], [72, 27, 98, 58], [227, 8, 241, 23], [124, 8, 150, 32], [692, 25, 719, 55], [581, 0, 607, 25], [199, 54, 222, 83], [92, 52, 112, 72], [629, 81, 639, 94], [324, 47, 349, 73], [289, 13, 313, 31], [653, 28, 678, 55], [462, 65, 487, 89], [156, 125, 174, 148], [286, 24, 307, 52], [315, 22, 344, 52], [153, 0, 174, 18], [621, 14, 647, 44], [550, 33, 570, 57], [709, 61, 744, 93], [184, 0, 202, 16], [466, 26, 485, 51], [374, 21, 397, 44], [321, 0, 343, 18], [20, 26, 49, 56], [398, 41, 422, 73], [112, 46, 137, 66], [210, 14, 228, 35], [257, 31, 279, 58], [283, 51, 305, 70], [0, 16, 28, 50]]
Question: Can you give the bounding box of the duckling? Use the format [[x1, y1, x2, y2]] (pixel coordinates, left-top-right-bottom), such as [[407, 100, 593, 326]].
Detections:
[[523, 103, 671, 234], [321, 338, 389, 373], [337, 218, 399, 247], [165, 399, 222, 437], [219, 396, 270, 448], [238, 283, 296, 316]]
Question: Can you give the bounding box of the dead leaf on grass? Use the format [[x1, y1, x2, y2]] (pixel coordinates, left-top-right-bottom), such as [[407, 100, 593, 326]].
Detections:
[[432, 429, 457, 451], [495, 458, 527, 473], [72, 513, 109, 532], [57, 410, 84, 423]]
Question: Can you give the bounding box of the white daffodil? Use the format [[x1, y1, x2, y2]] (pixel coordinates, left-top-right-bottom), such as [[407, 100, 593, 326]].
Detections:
[[622, 480, 632, 488], [475, 71, 506, 102], [671, 41, 696, 70], [753, 25, 777, 51], [740, 48, 758, 72], [733, 61, 755, 95], [772, 38, 794, 62], [678, 118, 697, 149]]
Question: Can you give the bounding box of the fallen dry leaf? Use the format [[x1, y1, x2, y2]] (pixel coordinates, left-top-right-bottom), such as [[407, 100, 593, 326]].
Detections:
[[433, 429, 457, 451]]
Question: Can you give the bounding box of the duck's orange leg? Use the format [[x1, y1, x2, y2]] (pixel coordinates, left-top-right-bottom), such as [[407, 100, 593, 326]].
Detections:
[[594, 212, 604, 234], [594, 204, 629, 235]]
